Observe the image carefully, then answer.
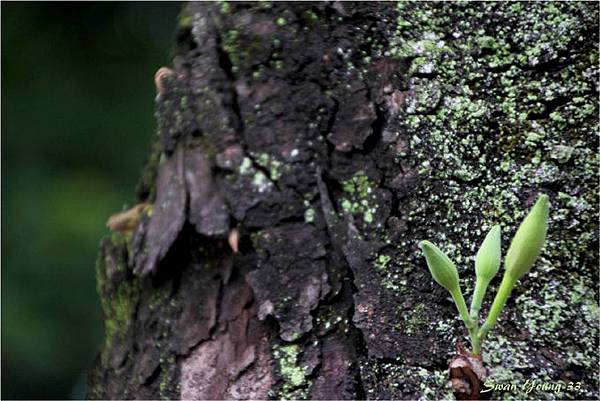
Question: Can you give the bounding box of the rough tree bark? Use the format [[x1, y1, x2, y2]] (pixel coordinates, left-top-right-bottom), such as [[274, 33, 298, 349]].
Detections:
[[88, 2, 598, 400]]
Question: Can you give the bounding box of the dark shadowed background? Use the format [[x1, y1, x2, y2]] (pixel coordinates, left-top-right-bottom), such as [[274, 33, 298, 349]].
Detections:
[[2, 3, 181, 398]]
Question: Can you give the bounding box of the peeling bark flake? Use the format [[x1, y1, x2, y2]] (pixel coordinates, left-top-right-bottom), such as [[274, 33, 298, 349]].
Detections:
[[132, 148, 186, 276], [185, 148, 230, 237]]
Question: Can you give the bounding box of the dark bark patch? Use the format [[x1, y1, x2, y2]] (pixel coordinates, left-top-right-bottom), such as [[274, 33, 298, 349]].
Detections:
[[310, 335, 358, 400], [215, 144, 244, 171], [247, 223, 331, 341], [180, 277, 274, 400], [174, 270, 220, 354], [342, 237, 397, 358], [132, 344, 161, 385], [219, 271, 254, 324], [387, 170, 418, 197], [327, 90, 377, 152], [155, 75, 198, 155], [344, 232, 448, 364]]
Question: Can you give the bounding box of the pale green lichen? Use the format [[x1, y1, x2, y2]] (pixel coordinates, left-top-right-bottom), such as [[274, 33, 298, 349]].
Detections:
[[303, 200, 315, 223], [375, 254, 391, 271], [340, 171, 378, 225], [237, 155, 278, 193], [222, 29, 241, 73], [158, 355, 178, 400], [218, 0, 231, 14], [256, 152, 283, 181], [251, 171, 272, 193], [272, 343, 310, 399], [404, 303, 428, 334], [239, 157, 252, 175], [302, 9, 318, 22]]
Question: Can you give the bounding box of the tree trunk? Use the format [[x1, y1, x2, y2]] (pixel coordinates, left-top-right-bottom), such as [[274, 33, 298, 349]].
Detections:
[[88, 2, 598, 400]]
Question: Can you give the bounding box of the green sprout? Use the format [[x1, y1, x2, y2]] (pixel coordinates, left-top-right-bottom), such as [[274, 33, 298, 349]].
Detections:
[[419, 194, 550, 355]]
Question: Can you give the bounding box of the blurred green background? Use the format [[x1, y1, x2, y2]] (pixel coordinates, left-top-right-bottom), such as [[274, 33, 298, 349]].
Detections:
[[2, 3, 181, 398]]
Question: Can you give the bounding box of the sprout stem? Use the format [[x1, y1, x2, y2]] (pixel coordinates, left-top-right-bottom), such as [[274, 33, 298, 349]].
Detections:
[[449, 287, 481, 354], [469, 278, 490, 321], [478, 274, 518, 343], [450, 287, 474, 330], [472, 330, 482, 355], [450, 286, 477, 339]]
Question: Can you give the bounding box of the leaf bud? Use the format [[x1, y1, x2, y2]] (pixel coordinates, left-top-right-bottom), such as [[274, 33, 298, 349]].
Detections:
[[419, 240, 460, 293], [475, 225, 501, 283], [505, 194, 550, 281]]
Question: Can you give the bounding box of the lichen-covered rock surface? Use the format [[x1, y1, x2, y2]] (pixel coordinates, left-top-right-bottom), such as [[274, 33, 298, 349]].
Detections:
[[89, 2, 598, 400]]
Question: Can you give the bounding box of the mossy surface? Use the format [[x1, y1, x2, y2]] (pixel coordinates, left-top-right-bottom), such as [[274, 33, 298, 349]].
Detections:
[[95, 237, 140, 367], [99, 277, 139, 365]]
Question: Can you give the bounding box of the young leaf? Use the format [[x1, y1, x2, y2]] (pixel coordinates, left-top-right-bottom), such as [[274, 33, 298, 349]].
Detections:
[[504, 194, 550, 281], [419, 240, 459, 293]]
